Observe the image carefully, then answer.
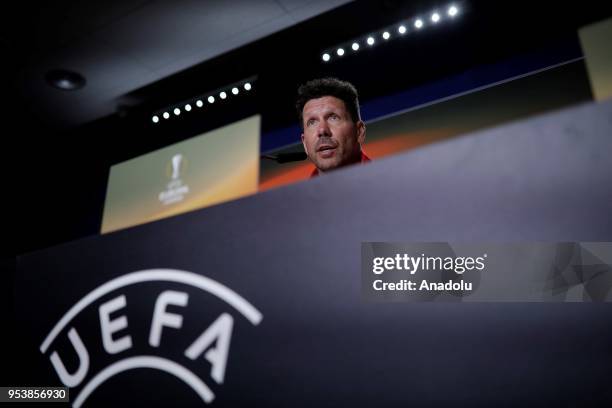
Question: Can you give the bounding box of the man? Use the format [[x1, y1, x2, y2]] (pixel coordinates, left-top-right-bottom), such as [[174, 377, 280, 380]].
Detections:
[[296, 78, 370, 177]]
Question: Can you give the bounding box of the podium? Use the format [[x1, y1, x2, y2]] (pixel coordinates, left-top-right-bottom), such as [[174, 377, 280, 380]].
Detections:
[[14, 100, 612, 406]]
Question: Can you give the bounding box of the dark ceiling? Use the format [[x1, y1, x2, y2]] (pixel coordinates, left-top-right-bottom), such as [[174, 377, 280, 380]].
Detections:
[[2, 0, 352, 129]]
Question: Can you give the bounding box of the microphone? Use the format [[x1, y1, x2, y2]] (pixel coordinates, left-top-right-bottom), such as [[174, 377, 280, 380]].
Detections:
[[261, 152, 307, 163]]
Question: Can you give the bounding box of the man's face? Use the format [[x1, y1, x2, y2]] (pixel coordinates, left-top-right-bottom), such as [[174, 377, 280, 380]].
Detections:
[[301, 96, 365, 173]]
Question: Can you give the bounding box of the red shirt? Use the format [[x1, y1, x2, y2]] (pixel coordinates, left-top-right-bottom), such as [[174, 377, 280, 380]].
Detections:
[[309, 152, 371, 178]]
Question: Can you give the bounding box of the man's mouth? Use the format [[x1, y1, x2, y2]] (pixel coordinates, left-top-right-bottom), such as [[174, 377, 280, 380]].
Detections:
[[317, 145, 337, 158], [317, 145, 336, 152]]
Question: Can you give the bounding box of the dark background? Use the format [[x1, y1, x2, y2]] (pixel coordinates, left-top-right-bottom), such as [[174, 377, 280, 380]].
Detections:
[[4, 0, 612, 396]]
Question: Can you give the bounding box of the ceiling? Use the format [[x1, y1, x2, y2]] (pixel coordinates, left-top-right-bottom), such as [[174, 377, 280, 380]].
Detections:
[[3, 0, 351, 129], [7, 0, 612, 133]]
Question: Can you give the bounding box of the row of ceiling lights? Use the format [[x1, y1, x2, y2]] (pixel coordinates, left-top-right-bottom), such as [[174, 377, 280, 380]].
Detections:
[[151, 3, 463, 124], [152, 80, 254, 123], [321, 4, 461, 62]]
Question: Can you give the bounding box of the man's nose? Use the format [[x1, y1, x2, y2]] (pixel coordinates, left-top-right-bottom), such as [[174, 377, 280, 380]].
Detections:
[[316, 121, 331, 137]]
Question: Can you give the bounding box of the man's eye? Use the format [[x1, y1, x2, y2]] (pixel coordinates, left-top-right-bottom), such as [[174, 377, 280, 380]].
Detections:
[[330, 114, 339, 120], [306, 120, 315, 127]]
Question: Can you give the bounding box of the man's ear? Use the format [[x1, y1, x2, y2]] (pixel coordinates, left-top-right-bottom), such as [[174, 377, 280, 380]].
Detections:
[[356, 121, 366, 145], [301, 133, 308, 155]]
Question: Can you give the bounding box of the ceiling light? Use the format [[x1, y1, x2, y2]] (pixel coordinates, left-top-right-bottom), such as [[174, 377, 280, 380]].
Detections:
[[45, 69, 86, 90]]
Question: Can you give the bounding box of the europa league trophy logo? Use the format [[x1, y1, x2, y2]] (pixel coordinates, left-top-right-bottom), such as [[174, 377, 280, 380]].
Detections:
[[160, 153, 190, 205], [171, 154, 183, 180]]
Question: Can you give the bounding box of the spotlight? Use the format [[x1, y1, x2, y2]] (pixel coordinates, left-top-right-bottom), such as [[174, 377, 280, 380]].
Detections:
[[152, 115, 159, 123], [414, 19, 423, 29], [337, 48, 344, 56], [431, 12, 440, 23], [367, 36, 375, 45], [448, 5, 458, 17], [185, 104, 192, 111], [244, 82, 252, 91], [45, 69, 86, 90], [163, 112, 170, 119], [232, 87, 239, 95], [398, 25, 406, 34], [322, 53, 330, 62], [174, 108, 181, 116], [351, 42, 359, 51], [382, 31, 390, 40], [196, 100, 203, 107], [208, 96, 215, 104], [220, 91, 227, 99]]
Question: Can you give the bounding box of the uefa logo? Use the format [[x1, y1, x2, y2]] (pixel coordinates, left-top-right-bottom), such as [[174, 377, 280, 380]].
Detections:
[[39, 269, 263, 407]]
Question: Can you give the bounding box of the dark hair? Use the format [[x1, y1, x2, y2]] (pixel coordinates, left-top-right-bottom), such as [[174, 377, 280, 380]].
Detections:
[[296, 77, 361, 129]]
